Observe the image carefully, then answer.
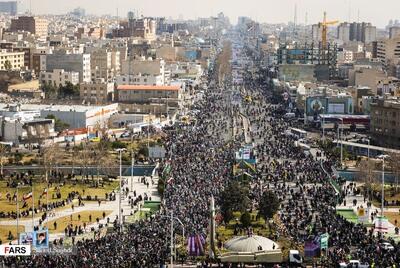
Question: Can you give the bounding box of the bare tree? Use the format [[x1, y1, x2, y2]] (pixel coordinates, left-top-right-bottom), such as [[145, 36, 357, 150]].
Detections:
[[0, 143, 9, 177], [77, 142, 95, 179], [387, 152, 400, 193], [357, 159, 376, 200], [42, 143, 62, 178]]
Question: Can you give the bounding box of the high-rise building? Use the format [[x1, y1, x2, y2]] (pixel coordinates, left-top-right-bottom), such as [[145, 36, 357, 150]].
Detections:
[[348, 22, 376, 43], [374, 37, 400, 66], [0, 1, 17, 15], [389, 26, 400, 39], [312, 24, 323, 43], [337, 23, 350, 43], [10, 16, 48, 37], [112, 17, 156, 40]]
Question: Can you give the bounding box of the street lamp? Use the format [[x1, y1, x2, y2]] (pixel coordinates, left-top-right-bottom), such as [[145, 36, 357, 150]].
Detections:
[[321, 107, 325, 140], [161, 211, 185, 268], [337, 118, 344, 168], [378, 154, 389, 217], [131, 150, 134, 193], [115, 148, 126, 232]]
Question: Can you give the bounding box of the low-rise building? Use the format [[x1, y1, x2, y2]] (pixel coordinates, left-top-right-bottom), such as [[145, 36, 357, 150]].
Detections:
[[0, 103, 119, 130], [79, 79, 114, 104], [115, 73, 165, 86], [0, 49, 25, 70], [116, 85, 181, 104], [0, 104, 55, 144], [40, 69, 79, 87]]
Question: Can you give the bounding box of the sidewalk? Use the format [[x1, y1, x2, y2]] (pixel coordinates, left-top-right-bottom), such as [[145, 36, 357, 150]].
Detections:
[[3, 175, 160, 243], [336, 181, 400, 240]]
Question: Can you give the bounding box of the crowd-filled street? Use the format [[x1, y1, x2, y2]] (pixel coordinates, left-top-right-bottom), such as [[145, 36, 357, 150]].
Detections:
[[1, 29, 400, 268]]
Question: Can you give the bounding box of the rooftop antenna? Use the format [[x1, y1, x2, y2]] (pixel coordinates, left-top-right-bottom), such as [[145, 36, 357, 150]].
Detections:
[[304, 11, 308, 41], [357, 9, 360, 23], [348, 0, 351, 22], [29, 0, 31, 15], [294, 3, 297, 28]]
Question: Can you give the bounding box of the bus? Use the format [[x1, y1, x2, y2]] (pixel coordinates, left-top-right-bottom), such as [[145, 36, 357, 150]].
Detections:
[[289, 128, 308, 139]]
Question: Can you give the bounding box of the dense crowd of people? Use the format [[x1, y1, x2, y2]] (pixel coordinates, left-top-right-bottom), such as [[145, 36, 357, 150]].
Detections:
[[240, 74, 400, 266], [2, 38, 400, 268]]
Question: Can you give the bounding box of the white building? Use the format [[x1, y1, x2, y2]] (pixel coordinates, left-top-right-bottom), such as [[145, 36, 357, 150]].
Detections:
[[40, 69, 79, 87], [337, 50, 354, 64], [115, 73, 165, 86], [0, 50, 25, 70], [0, 103, 119, 130]]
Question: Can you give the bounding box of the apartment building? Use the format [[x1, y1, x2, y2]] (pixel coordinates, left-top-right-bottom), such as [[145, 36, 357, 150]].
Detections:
[[40, 69, 79, 87], [46, 51, 91, 82], [0, 50, 25, 70], [370, 99, 400, 148], [80, 79, 114, 104], [10, 16, 48, 37]]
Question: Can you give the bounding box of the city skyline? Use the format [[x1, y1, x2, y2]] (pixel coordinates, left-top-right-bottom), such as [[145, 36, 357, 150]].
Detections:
[[17, 0, 400, 28]]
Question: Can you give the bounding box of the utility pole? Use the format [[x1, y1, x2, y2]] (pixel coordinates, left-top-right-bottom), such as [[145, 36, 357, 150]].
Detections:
[[170, 210, 174, 268]]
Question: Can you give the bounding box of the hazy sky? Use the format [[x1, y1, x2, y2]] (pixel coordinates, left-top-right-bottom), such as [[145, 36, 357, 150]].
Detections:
[[22, 0, 397, 28]]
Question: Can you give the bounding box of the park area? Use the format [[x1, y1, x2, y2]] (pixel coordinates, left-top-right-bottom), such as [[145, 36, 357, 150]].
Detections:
[[0, 177, 119, 217], [46, 210, 113, 233]]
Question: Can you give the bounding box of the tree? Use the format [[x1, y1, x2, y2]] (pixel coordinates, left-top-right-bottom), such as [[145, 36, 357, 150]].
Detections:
[[59, 82, 79, 97], [93, 141, 113, 184], [387, 152, 400, 193], [357, 159, 376, 199], [258, 190, 280, 221], [220, 180, 250, 223], [4, 60, 12, 71], [77, 143, 95, 178], [45, 114, 70, 132], [0, 144, 9, 177], [240, 211, 251, 228], [42, 82, 58, 99]]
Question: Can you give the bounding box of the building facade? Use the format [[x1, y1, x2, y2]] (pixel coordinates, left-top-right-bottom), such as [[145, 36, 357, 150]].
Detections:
[[10, 16, 48, 37], [370, 99, 400, 148], [116, 85, 181, 104], [40, 69, 79, 87], [46, 51, 91, 83], [0, 50, 25, 70], [79, 80, 114, 104]]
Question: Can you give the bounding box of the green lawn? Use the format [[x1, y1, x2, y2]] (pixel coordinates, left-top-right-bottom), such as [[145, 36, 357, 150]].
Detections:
[[0, 179, 118, 217], [337, 209, 358, 223]]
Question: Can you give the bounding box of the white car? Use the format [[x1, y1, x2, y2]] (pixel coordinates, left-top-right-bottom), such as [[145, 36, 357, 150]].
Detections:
[[381, 242, 395, 250]]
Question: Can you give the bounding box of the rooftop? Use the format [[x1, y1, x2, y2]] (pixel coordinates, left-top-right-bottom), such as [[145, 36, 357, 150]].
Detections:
[[117, 85, 181, 91]]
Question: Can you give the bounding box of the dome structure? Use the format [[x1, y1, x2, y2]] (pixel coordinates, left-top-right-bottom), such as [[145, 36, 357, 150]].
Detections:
[[224, 235, 279, 253]]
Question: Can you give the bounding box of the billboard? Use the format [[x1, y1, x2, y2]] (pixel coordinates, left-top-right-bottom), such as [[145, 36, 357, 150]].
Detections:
[[19, 232, 34, 245], [305, 97, 328, 117], [149, 146, 166, 159], [34, 229, 49, 250], [328, 103, 345, 114]]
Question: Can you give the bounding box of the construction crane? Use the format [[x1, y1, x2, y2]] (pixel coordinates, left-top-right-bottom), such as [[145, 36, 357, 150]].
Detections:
[[320, 12, 339, 49]]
